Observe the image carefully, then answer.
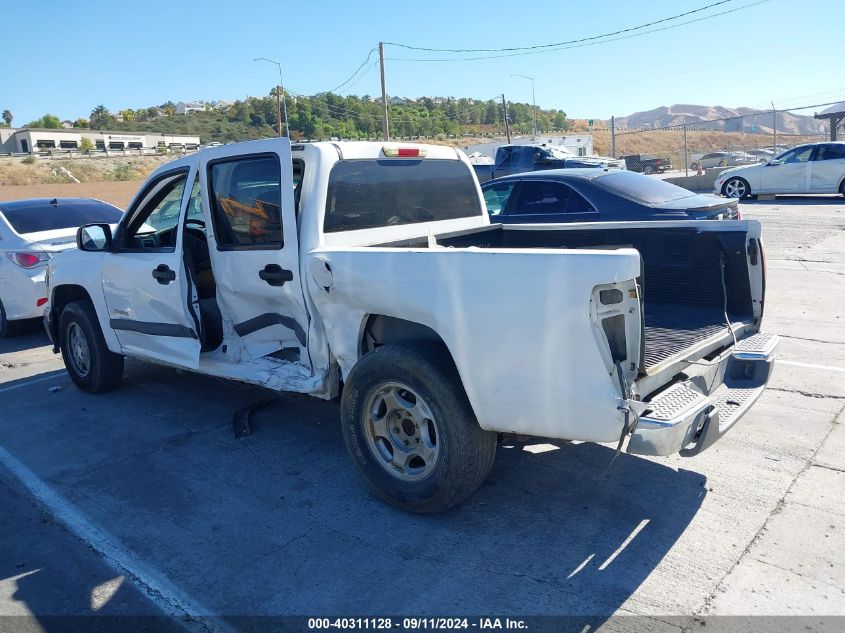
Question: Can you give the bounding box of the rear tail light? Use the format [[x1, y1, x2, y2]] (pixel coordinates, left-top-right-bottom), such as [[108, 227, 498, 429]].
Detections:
[[382, 145, 426, 158], [36, 298, 48, 307], [6, 252, 51, 268]]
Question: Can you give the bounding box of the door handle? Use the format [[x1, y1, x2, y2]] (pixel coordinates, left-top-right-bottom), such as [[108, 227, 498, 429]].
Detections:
[[152, 264, 176, 285], [259, 264, 293, 287]]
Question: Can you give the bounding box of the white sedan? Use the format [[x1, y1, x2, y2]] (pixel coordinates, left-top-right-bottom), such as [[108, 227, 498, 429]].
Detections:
[[0, 197, 123, 336], [715, 142, 845, 198]]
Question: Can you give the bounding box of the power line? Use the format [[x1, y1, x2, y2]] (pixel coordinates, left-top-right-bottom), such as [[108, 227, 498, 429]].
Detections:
[[315, 46, 378, 95], [384, 0, 734, 54], [385, 0, 769, 62]]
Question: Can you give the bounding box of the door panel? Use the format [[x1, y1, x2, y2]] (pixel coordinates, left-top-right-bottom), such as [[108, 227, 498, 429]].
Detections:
[[810, 144, 845, 191], [761, 146, 812, 192], [199, 139, 309, 361], [102, 168, 201, 367]]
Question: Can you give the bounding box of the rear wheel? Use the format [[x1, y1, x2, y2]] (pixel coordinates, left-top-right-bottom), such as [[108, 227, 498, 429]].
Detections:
[[59, 300, 124, 393], [723, 177, 751, 199], [341, 343, 497, 513], [643, 165, 654, 175]]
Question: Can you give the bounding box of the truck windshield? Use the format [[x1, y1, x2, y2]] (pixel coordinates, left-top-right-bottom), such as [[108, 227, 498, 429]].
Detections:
[[594, 171, 696, 204], [324, 159, 482, 233]]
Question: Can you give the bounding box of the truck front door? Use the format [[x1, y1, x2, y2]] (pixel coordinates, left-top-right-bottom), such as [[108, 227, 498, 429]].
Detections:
[[199, 139, 310, 361], [102, 166, 202, 367]]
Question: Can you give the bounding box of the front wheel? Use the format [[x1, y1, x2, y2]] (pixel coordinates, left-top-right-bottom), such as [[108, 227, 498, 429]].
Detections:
[[643, 165, 654, 175], [723, 177, 751, 199], [59, 300, 124, 393], [341, 343, 497, 513]]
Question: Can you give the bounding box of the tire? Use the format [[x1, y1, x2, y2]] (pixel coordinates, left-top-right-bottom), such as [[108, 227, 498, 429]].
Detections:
[[690, 162, 699, 171], [59, 300, 124, 393], [723, 177, 751, 199], [840, 179, 845, 198], [0, 299, 25, 338], [643, 165, 654, 175], [341, 342, 497, 513]]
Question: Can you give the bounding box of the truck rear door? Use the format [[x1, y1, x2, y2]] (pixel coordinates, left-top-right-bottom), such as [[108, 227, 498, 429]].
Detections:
[[199, 139, 310, 361]]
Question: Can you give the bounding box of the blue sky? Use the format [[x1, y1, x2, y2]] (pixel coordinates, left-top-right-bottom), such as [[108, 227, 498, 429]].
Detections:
[[2, 0, 843, 125]]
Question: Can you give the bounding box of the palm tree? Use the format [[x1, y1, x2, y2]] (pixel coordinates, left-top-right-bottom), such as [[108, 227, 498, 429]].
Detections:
[[1, 110, 12, 126]]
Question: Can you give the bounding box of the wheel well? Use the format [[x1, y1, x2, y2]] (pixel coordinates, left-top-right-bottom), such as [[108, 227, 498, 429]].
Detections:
[[52, 285, 92, 315], [360, 315, 450, 358]]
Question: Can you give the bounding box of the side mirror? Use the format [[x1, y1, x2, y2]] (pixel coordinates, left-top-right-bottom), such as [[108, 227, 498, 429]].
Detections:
[[76, 223, 113, 252], [767, 159, 782, 166]]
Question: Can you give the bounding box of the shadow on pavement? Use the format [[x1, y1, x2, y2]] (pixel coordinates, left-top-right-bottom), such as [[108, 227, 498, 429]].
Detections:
[[0, 321, 49, 355], [0, 363, 709, 625]]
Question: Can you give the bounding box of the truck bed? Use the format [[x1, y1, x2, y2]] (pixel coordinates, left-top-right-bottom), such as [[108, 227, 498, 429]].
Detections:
[[379, 221, 758, 377]]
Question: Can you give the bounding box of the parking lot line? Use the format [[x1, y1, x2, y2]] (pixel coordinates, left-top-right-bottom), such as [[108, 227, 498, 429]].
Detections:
[[778, 360, 845, 374], [0, 373, 65, 394], [0, 443, 229, 633]]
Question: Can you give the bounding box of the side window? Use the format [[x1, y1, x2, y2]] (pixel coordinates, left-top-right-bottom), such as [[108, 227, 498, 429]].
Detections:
[[816, 144, 845, 161], [482, 183, 516, 216], [782, 147, 813, 163], [208, 155, 283, 249], [119, 170, 188, 250], [512, 181, 585, 215]]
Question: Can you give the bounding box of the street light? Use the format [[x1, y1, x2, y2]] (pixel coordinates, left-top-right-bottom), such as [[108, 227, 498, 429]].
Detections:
[[254, 57, 289, 137], [511, 73, 537, 140]]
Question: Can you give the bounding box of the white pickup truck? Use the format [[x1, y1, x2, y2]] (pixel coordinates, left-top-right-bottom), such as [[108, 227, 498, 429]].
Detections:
[[44, 139, 777, 513]]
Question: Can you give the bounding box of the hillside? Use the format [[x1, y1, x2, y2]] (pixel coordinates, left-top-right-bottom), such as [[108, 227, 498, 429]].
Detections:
[[94, 94, 569, 144], [609, 104, 824, 135]]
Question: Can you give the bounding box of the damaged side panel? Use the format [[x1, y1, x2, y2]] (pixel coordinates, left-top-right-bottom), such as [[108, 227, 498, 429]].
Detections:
[[307, 246, 642, 444]]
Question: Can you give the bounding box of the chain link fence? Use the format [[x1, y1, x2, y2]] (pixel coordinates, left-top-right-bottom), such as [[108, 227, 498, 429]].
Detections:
[[594, 100, 844, 178]]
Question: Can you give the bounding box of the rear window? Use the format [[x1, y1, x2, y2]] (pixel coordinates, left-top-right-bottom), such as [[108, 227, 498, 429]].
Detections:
[[594, 171, 696, 204], [1, 201, 123, 235], [324, 159, 482, 233]]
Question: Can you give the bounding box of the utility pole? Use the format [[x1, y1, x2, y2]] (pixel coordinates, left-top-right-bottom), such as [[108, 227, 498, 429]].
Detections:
[[771, 101, 777, 152], [379, 42, 389, 141], [683, 117, 689, 177], [254, 57, 289, 137], [501, 94, 511, 143], [611, 116, 616, 158], [511, 74, 536, 140]]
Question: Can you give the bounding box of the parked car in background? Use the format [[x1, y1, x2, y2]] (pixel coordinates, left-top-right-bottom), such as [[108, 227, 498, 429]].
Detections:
[[620, 154, 672, 174], [690, 151, 754, 171], [482, 169, 739, 223], [745, 148, 776, 163], [0, 198, 123, 336], [715, 142, 845, 198], [472, 144, 624, 183]]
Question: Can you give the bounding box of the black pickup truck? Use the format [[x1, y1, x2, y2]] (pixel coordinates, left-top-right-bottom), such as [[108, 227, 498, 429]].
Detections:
[[621, 154, 672, 174], [472, 144, 625, 183]]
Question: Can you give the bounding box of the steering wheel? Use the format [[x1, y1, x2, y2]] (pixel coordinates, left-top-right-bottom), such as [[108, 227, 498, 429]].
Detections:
[[185, 218, 206, 229]]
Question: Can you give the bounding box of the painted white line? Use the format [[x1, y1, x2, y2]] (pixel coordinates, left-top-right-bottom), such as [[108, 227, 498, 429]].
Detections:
[[0, 373, 65, 394], [0, 444, 230, 633], [598, 519, 650, 571], [779, 360, 845, 374], [566, 553, 595, 579]]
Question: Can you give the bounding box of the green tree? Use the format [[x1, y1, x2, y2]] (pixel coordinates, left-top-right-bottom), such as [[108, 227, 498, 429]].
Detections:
[[79, 137, 95, 153], [120, 109, 135, 122], [73, 118, 89, 128], [27, 113, 62, 128], [1, 110, 11, 126], [553, 110, 569, 130], [90, 105, 116, 130]]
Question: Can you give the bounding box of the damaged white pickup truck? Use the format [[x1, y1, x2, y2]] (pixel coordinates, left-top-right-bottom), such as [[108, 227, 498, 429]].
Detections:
[[44, 139, 777, 512]]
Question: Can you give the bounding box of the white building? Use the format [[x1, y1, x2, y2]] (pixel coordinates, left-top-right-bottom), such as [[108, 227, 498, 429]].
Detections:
[[0, 128, 200, 153], [176, 101, 205, 115]]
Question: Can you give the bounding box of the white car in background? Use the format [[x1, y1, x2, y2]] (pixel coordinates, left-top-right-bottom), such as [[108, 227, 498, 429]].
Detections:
[[0, 198, 123, 336], [715, 142, 845, 199]]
